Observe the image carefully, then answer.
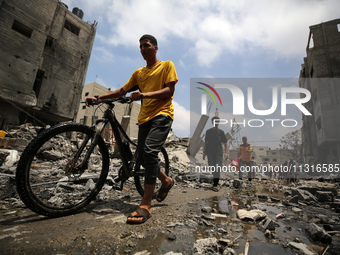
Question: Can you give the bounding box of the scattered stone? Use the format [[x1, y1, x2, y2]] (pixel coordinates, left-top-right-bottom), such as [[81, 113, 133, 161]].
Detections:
[[201, 206, 213, 213], [258, 217, 277, 231], [211, 213, 228, 218], [305, 223, 332, 244], [222, 247, 236, 255], [292, 189, 317, 203], [237, 209, 267, 221], [292, 207, 303, 213], [201, 214, 216, 221], [233, 179, 242, 189], [315, 191, 334, 202], [288, 195, 299, 204], [133, 251, 151, 255], [288, 241, 316, 255], [167, 232, 176, 241], [192, 237, 218, 254], [218, 238, 232, 246]]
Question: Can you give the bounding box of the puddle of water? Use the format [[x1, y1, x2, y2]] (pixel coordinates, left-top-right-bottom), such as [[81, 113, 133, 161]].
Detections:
[[248, 242, 291, 255], [134, 228, 195, 254], [133, 190, 321, 255]]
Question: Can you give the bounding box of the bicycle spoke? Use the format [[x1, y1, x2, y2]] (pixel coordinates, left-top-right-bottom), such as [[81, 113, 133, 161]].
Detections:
[[16, 123, 109, 216]]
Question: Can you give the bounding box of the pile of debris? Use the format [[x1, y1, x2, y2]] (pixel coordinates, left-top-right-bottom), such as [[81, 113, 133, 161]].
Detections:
[[2, 124, 340, 254]]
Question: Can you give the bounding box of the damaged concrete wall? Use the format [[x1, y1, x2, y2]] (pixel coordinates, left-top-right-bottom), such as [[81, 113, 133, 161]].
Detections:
[[0, 0, 96, 127], [299, 19, 340, 165]]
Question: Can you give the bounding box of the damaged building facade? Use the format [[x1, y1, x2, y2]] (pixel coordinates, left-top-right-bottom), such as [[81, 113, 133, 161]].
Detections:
[[299, 19, 340, 165], [0, 0, 96, 128]]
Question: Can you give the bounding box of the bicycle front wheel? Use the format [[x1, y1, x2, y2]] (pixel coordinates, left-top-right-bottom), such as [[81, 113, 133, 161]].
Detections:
[[134, 147, 170, 198], [16, 123, 109, 217]]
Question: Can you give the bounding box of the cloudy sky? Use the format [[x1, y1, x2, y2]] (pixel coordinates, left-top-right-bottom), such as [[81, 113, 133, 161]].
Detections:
[[62, 0, 338, 148]]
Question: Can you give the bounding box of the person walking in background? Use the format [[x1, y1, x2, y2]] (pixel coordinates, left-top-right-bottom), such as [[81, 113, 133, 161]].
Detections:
[[237, 136, 253, 181], [203, 116, 229, 192], [287, 158, 298, 184]]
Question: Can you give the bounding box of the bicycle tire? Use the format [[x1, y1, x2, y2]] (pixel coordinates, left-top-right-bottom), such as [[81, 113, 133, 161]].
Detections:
[[16, 123, 109, 217], [134, 147, 170, 198]]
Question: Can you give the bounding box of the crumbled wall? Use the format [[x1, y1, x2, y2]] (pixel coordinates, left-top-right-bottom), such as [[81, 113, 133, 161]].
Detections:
[[0, 0, 96, 127]]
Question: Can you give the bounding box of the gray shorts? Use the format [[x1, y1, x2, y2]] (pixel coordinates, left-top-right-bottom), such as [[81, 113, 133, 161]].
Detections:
[[138, 115, 172, 184]]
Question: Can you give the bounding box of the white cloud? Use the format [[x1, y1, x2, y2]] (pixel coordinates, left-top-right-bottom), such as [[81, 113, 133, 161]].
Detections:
[[63, 0, 339, 67], [172, 101, 190, 137], [92, 46, 115, 63]]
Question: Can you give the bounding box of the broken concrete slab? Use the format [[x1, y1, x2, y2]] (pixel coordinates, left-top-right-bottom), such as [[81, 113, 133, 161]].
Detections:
[[288, 242, 316, 255], [315, 191, 334, 203], [306, 223, 332, 244], [291, 188, 317, 203], [192, 237, 218, 254], [237, 209, 267, 221], [258, 217, 278, 231]]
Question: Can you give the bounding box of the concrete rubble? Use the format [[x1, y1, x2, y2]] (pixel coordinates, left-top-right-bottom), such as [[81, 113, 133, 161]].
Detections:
[[1, 123, 340, 254]]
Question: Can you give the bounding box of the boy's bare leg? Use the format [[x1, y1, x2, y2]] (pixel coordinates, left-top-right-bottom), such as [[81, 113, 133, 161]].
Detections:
[[157, 170, 173, 201], [127, 184, 155, 222]]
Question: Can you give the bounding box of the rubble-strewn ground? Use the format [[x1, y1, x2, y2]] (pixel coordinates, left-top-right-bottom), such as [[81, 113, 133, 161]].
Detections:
[[1, 124, 340, 255]]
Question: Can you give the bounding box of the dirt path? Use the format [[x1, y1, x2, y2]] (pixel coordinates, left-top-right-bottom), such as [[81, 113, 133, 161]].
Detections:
[[0, 182, 229, 254], [1, 179, 339, 255]]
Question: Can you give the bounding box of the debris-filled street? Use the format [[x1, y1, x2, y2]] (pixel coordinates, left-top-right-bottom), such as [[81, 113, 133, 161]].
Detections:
[[1, 124, 340, 255]]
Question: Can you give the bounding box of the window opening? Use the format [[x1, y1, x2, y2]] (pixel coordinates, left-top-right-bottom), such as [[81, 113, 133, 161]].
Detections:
[[45, 35, 55, 48], [12, 20, 33, 38], [33, 69, 45, 98], [308, 32, 314, 49], [64, 20, 80, 36]]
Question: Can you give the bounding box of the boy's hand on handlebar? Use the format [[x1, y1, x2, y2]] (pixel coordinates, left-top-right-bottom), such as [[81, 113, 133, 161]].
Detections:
[[130, 92, 143, 102], [85, 97, 98, 106]]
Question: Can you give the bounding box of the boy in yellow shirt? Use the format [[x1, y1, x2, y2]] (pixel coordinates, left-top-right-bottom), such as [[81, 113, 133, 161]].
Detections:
[[86, 35, 177, 224]]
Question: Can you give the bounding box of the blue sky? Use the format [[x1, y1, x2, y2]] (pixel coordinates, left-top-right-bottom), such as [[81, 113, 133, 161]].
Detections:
[[62, 0, 338, 147]]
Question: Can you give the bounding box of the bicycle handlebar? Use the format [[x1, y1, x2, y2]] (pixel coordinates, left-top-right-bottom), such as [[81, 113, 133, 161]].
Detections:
[[82, 97, 130, 106]]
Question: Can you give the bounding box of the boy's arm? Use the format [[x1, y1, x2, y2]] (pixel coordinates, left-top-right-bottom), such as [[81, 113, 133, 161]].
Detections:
[[130, 81, 176, 102], [85, 88, 127, 106]]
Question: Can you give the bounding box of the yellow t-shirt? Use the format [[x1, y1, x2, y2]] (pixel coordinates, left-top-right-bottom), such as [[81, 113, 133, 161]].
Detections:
[[239, 143, 252, 162], [122, 60, 178, 125]]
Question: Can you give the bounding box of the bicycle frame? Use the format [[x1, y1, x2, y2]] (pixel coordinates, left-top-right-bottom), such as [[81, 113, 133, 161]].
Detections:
[[73, 99, 138, 189], [86, 100, 138, 180], [104, 103, 138, 178]]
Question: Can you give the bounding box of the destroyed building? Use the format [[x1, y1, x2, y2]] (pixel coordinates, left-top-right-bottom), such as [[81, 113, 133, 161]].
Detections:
[[299, 19, 340, 165], [0, 0, 96, 129]]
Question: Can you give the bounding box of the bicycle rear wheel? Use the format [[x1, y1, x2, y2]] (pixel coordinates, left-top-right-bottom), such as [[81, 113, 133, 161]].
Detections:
[[16, 123, 109, 217], [134, 147, 170, 198]]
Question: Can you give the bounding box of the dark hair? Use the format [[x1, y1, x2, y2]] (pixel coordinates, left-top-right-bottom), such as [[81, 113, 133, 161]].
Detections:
[[140, 34, 157, 46]]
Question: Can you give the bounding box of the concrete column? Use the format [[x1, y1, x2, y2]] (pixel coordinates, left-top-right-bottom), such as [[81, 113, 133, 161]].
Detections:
[[121, 116, 130, 136], [187, 114, 209, 157], [113, 115, 130, 155]]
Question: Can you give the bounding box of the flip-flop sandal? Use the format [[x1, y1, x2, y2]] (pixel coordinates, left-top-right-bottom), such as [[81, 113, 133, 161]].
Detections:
[[126, 207, 151, 224], [156, 179, 174, 202], [212, 187, 219, 192]]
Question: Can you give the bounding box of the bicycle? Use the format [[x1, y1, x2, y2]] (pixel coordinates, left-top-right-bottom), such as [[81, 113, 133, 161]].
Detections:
[[16, 97, 169, 217]]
